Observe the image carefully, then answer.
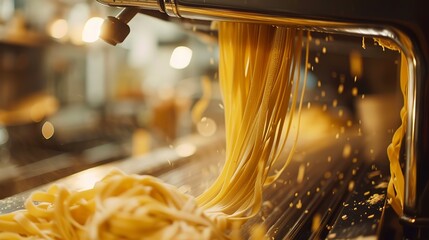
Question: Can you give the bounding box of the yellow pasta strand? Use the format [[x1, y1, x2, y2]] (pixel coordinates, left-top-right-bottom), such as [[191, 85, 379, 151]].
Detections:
[[192, 76, 212, 124], [374, 36, 406, 216], [386, 52, 407, 216], [197, 23, 307, 225]]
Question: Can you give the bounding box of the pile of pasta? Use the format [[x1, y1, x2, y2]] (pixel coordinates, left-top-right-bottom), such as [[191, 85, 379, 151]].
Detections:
[[0, 22, 308, 239], [0, 171, 223, 240]]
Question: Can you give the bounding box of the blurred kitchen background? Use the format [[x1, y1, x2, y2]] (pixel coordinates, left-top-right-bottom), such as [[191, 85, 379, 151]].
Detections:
[[0, 0, 222, 197], [0, 0, 402, 203]]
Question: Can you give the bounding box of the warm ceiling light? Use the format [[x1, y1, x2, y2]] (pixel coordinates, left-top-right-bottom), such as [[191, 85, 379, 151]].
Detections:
[[169, 46, 193, 69], [82, 17, 104, 43]]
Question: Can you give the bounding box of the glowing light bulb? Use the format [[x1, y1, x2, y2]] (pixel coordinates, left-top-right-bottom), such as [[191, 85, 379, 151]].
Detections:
[[169, 46, 193, 69], [82, 17, 104, 43]]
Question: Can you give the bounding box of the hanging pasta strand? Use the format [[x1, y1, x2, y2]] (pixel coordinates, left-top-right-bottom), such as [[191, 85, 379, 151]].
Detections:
[[386, 53, 407, 216], [197, 22, 309, 227]]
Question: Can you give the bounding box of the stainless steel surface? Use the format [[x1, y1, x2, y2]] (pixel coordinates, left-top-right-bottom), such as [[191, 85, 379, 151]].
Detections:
[[97, 0, 162, 11], [116, 7, 140, 23], [0, 129, 389, 239]]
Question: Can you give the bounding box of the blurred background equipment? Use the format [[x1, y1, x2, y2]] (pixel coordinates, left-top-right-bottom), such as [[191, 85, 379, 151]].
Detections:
[[0, 0, 217, 197]]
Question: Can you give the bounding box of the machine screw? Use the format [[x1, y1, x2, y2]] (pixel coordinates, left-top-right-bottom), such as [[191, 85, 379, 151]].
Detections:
[[100, 8, 139, 46]]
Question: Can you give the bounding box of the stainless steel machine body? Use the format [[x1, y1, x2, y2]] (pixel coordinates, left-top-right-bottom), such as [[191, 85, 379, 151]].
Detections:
[[95, 0, 429, 237]]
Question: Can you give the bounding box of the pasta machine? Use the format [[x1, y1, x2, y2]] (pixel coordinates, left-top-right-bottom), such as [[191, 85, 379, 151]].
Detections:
[[95, 0, 429, 238]]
